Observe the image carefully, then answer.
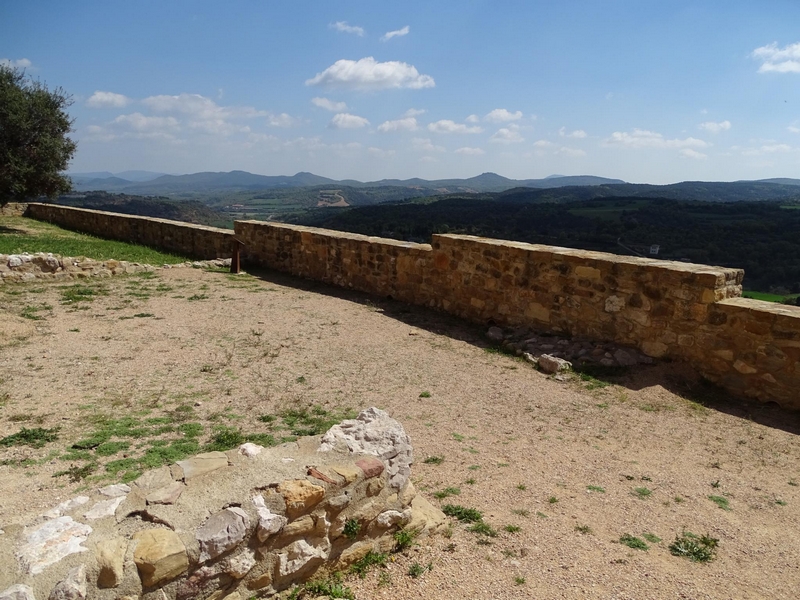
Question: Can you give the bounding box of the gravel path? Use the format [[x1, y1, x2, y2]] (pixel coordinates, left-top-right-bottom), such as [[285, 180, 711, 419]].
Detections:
[[1, 267, 799, 599]]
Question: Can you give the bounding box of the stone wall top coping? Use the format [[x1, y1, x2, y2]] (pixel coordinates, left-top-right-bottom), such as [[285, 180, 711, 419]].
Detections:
[[28, 203, 235, 235], [717, 296, 800, 317], [434, 233, 742, 278], [236, 220, 433, 251]]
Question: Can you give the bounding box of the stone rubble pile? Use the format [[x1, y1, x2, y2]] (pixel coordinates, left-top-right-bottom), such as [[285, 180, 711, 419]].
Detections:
[[0, 253, 232, 284], [0, 409, 444, 600], [486, 325, 655, 372]]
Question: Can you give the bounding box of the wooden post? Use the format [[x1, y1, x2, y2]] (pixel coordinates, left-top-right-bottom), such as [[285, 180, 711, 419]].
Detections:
[[231, 238, 244, 274]]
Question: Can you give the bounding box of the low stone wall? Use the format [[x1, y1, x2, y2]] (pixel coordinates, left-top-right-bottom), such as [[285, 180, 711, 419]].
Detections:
[[0, 409, 444, 600], [234, 221, 800, 408], [24, 204, 236, 260], [0, 252, 231, 285]]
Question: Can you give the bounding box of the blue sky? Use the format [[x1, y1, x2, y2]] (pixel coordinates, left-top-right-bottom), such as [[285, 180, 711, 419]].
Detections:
[[3, 0, 800, 183]]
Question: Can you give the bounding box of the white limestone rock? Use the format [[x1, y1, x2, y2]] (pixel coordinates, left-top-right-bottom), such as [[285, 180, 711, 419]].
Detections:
[[277, 539, 329, 577], [197, 507, 250, 562], [253, 495, 287, 542], [0, 585, 36, 600], [84, 496, 125, 520], [538, 354, 572, 374], [318, 407, 412, 491], [43, 497, 90, 519], [238, 442, 263, 458], [224, 548, 256, 579], [48, 564, 87, 600], [98, 484, 130, 498], [17, 516, 92, 575]]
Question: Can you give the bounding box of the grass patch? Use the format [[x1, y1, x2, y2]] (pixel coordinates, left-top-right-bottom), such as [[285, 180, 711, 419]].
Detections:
[[423, 455, 444, 465], [441, 504, 483, 523], [0, 427, 60, 448], [60, 284, 107, 305], [419, 391, 431, 398], [343, 518, 361, 540], [302, 573, 354, 599], [0, 217, 187, 264], [619, 534, 649, 551], [642, 532, 662, 544], [587, 485, 605, 493], [504, 524, 521, 533], [633, 487, 652, 499], [349, 551, 387, 578], [468, 521, 498, 537], [708, 495, 731, 510], [433, 487, 460, 500], [669, 531, 718, 562], [575, 524, 593, 534]]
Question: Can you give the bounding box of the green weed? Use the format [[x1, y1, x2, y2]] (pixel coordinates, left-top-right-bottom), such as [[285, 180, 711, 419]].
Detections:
[[619, 534, 648, 550], [669, 531, 718, 562]]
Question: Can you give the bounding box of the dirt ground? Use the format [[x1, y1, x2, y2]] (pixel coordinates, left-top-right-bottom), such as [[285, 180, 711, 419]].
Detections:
[[1, 266, 799, 599]]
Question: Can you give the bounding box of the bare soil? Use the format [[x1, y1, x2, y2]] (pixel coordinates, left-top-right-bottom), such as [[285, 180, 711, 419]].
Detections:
[[1, 266, 799, 599]]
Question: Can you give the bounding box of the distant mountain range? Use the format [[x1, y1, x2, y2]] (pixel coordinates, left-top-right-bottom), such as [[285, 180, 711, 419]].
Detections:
[[68, 170, 625, 195]]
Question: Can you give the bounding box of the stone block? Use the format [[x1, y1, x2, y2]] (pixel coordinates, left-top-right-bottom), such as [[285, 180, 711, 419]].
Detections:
[[176, 451, 228, 481], [132, 528, 189, 587], [96, 537, 127, 588], [49, 564, 86, 600], [197, 507, 250, 562], [277, 480, 326, 520]]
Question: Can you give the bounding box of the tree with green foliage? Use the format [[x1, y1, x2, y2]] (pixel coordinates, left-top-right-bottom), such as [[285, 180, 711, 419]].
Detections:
[[0, 65, 76, 204]]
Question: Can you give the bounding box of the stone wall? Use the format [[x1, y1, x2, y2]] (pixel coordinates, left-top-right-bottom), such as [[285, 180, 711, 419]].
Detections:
[[234, 221, 800, 409], [15, 204, 798, 407], [1, 203, 29, 216], [0, 409, 444, 600], [24, 204, 236, 260]]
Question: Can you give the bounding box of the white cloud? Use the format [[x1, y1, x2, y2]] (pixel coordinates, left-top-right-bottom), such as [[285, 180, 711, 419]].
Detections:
[[741, 143, 793, 156], [465, 114, 480, 123], [485, 108, 522, 123], [311, 97, 347, 112], [680, 149, 708, 160], [455, 146, 485, 155], [789, 124, 800, 134], [556, 147, 586, 157], [0, 58, 32, 69], [113, 113, 179, 132], [490, 124, 524, 144], [329, 113, 370, 129], [753, 42, 800, 73], [378, 117, 418, 132], [306, 57, 435, 90], [427, 120, 483, 134], [267, 113, 297, 127], [559, 127, 587, 138], [605, 128, 708, 149], [142, 93, 266, 120], [404, 108, 426, 117], [368, 147, 395, 157], [533, 139, 554, 147], [381, 26, 410, 42], [412, 138, 445, 153], [86, 91, 130, 108], [420, 156, 438, 163], [699, 120, 731, 134], [330, 21, 364, 36]]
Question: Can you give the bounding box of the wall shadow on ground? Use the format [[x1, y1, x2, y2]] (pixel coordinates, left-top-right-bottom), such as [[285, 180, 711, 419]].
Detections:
[[241, 264, 800, 437]]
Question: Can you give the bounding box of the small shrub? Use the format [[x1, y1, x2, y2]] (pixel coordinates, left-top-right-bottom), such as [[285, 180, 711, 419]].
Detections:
[[575, 524, 593, 534], [633, 487, 652, 499], [393, 528, 418, 552], [423, 455, 444, 465], [669, 531, 718, 562], [516, 483, 527, 491], [548, 496, 558, 504], [514, 576, 526, 585], [407, 562, 427, 578], [419, 391, 431, 398], [343, 518, 361, 540], [504, 524, 521, 533], [303, 574, 354, 599], [587, 485, 605, 493]]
